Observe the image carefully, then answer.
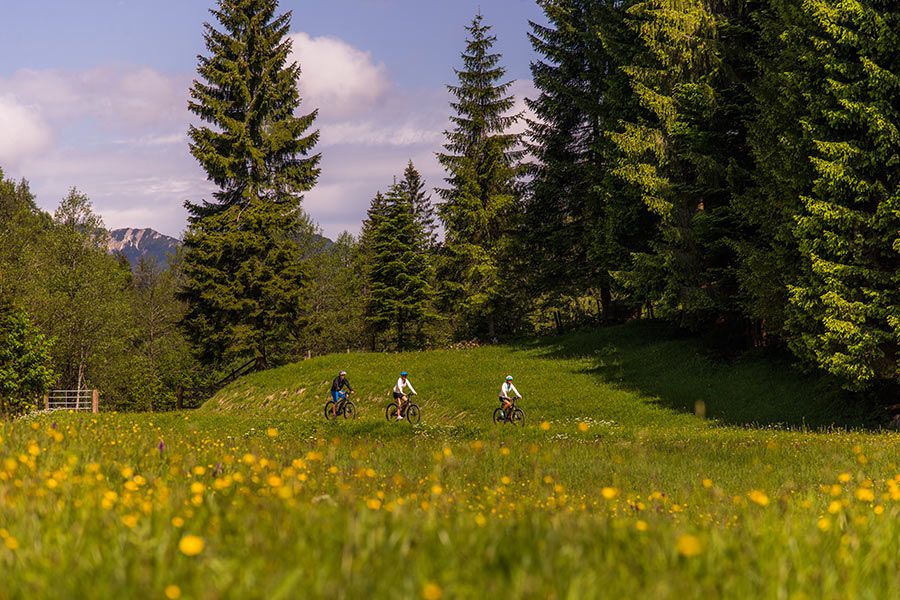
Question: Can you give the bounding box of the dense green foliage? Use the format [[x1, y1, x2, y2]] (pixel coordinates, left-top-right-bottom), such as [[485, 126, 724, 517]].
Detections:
[[522, 0, 898, 393], [181, 0, 320, 370], [437, 14, 525, 339], [0, 304, 55, 417]]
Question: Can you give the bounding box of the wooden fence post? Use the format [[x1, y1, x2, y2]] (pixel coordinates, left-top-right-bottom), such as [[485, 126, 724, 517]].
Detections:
[[92, 389, 99, 413], [44, 394, 49, 410], [176, 386, 184, 410]]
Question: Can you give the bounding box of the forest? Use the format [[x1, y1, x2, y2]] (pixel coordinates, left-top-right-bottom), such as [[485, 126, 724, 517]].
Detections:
[[1, 0, 897, 414]]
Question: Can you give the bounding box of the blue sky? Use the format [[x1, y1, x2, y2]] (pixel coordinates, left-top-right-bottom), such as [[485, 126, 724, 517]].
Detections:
[[1, 0, 544, 237]]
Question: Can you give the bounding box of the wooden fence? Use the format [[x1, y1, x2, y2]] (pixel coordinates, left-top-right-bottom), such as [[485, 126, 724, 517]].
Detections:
[[45, 389, 99, 413]]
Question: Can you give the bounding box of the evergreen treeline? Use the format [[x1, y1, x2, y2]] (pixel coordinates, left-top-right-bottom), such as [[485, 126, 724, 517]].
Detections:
[[516, 0, 899, 392]]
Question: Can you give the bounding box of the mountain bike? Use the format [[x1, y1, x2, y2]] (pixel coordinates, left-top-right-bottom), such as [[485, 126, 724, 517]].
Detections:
[[493, 397, 524, 426], [386, 394, 420, 425], [324, 390, 356, 420]]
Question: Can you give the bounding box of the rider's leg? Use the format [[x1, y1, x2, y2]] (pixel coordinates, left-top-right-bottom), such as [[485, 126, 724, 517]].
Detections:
[[331, 391, 340, 415], [398, 394, 406, 419]]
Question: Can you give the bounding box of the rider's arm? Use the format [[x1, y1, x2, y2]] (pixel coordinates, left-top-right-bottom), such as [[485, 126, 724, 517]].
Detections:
[[407, 381, 417, 395], [511, 384, 521, 398], [345, 379, 353, 392]]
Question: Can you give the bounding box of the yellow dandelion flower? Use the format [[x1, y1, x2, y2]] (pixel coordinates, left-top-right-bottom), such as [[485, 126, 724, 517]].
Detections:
[[676, 534, 702, 557], [171, 517, 184, 528], [855, 488, 875, 503], [578, 422, 589, 432], [838, 473, 851, 483], [702, 479, 713, 489], [179, 535, 205, 557], [539, 421, 551, 431], [635, 520, 648, 532], [366, 498, 382, 510], [500, 447, 510, 456], [748, 490, 770, 507], [601, 487, 619, 500], [431, 484, 444, 496], [828, 500, 842, 514], [475, 513, 487, 527], [500, 476, 511, 485], [422, 582, 443, 600], [266, 427, 278, 438], [192, 466, 206, 476], [121, 514, 138, 529], [120, 467, 134, 479], [874, 505, 884, 515], [4, 536, 19, 550], [190, 482, 205, 495], [817, 518, 831, 531], [164, 585, 182, 599]]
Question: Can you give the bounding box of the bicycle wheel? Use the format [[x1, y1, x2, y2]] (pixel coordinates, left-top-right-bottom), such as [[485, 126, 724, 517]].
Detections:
[[493, 407, 505, 424], [406, 404, 421, 425], [324, 401, 337, 420], [511, 408, 525, 427], [385, 403, 399, 421], [342, 400, 357, 419]]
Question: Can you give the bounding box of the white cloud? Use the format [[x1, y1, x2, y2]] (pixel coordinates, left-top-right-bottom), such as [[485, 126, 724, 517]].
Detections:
[[0, 95, 53, 166], [289, 32, 390, 118]]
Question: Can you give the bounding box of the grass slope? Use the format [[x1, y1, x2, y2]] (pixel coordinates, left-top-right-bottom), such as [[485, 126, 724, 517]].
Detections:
[[1, 323, 898, 599]]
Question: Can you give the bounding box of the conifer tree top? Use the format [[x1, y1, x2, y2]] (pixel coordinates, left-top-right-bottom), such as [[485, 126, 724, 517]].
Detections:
[[187, 0, 320, 219]]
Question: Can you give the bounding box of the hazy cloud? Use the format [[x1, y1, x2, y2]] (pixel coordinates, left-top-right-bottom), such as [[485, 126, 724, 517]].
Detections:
[[0, 95, 54, 166]]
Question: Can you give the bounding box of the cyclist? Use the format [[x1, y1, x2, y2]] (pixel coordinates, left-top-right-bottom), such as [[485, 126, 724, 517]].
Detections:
[[330, 370, 353, 417], [393, 371, 417, 420], [499, 375, 521, 418]]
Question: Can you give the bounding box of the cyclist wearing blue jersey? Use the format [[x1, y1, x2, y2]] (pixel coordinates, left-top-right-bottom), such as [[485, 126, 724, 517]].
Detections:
[[330, 371, 353, 417]]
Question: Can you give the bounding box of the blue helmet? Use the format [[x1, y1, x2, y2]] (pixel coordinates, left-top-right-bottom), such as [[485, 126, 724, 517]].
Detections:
[[400, 371, 408, 377]]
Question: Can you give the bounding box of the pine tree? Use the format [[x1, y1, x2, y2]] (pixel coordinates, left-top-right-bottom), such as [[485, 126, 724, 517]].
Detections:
[[361, 180, 434, 351], [437, 13, 524, 339], [180, 0, 320, 369], [785, 1, 900, 389]]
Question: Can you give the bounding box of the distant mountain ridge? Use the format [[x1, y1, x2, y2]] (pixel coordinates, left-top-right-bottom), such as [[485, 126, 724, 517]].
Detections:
[[108, 228, 180, 268], [107, 228, 335, 268]]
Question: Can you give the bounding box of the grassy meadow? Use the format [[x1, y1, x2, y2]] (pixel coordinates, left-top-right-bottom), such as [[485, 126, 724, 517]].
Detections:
[[1, 323, 899, 599]]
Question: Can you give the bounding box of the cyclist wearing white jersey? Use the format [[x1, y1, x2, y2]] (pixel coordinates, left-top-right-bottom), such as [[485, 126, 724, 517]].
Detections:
[[393, 371, 417, 420], [499, 375, 521, 415]]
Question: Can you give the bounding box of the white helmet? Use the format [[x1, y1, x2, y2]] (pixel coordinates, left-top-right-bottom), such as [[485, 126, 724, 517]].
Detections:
[[506, 375, 513, 381]]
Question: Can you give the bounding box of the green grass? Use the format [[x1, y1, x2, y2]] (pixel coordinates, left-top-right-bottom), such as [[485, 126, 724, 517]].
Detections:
[[1, 323, 899, 599]]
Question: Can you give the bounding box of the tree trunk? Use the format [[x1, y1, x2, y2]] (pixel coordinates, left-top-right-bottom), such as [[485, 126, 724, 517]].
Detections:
[[553, 310, 563, 335], [600, 286, 612, 323]]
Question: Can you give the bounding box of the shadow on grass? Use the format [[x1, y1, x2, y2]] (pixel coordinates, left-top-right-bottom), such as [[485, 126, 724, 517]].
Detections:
[[524, 321, 878, 430]]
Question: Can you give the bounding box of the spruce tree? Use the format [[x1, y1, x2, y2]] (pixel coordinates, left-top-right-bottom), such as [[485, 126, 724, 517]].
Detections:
[[735, 0, 816, 341], [437, 13, 524, 338], [610, 0, 754, 328], [361, 180, 434, 351], [180, 0, 320, 369], [399, 161, 438, 251], [785, 1, 900, 389], [525, 0, 650, 321]]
